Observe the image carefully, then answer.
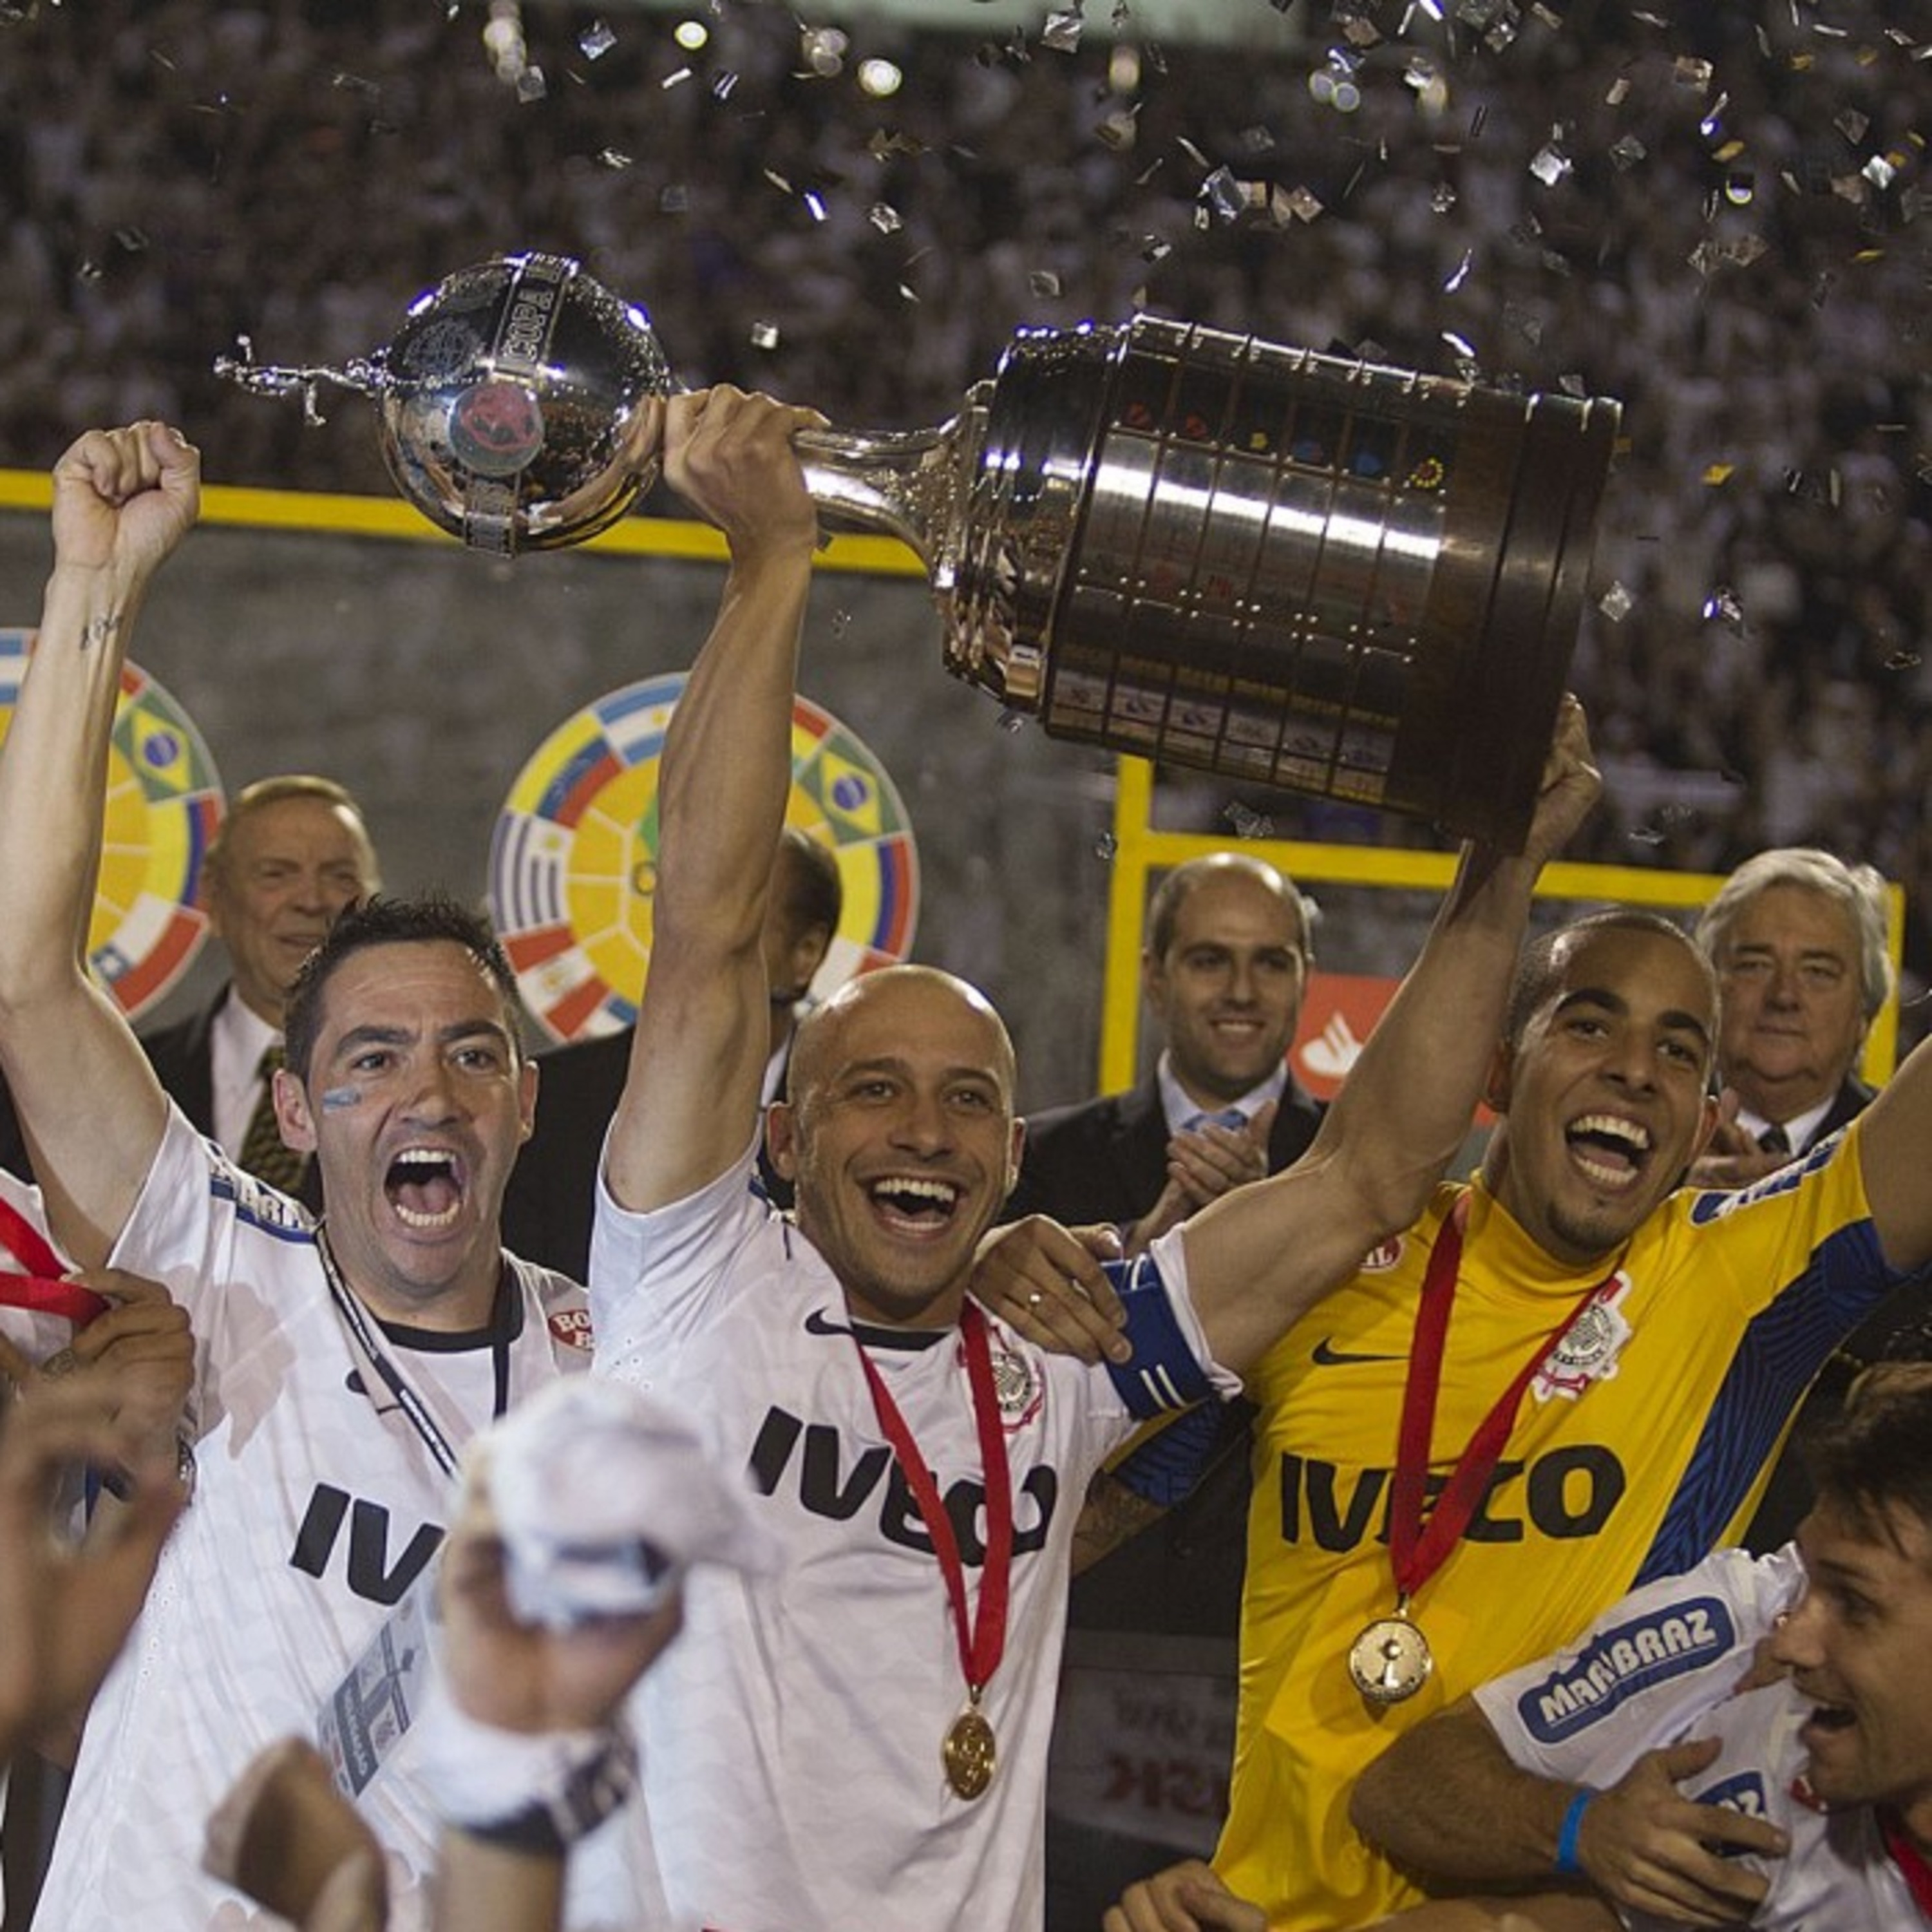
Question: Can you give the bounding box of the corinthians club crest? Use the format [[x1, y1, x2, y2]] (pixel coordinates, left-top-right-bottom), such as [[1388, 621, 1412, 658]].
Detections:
[[987, 1334, 1043, 1432], [1533, 1273, 1635, 1402]]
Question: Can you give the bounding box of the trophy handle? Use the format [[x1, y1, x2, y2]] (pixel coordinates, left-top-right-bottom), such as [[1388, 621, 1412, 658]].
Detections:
[[794, 399, 983, 569]]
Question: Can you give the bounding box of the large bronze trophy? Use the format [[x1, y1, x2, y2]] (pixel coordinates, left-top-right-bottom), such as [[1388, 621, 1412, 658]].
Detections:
[[218, 251, 1620, 846]]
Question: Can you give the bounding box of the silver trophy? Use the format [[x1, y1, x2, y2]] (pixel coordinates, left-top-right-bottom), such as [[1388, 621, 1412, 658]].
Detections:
[[218, 251, 1619, 845]]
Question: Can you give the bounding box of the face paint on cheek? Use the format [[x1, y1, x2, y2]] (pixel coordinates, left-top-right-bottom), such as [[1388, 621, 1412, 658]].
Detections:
[[320, 1086, 364, 1112]]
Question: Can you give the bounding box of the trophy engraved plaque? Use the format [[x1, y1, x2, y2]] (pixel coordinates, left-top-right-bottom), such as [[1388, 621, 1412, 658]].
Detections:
[[218, 254, 1618, 845]]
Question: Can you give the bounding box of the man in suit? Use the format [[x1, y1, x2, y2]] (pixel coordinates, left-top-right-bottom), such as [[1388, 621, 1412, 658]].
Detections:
[[1689, 847, 1897, 1553], [1690, 846, 1888, 1185], [0, 773, 379, 1208], [499, 825, 842, 1282], [1006, 851, 1323, 1242], [1003, 851, 1322, 1931]]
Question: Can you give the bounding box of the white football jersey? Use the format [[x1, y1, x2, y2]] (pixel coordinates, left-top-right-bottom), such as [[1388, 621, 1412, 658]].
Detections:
[[587, 1142, 1233, 1932], [31, 1108, 597, 1932], [1481, 1543, 1926, 1930]]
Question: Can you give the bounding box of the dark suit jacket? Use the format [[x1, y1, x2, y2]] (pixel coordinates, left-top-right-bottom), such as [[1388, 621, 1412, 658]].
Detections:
[[0, 983, 323, 1213], [502, 1025, 794, 1284], [1004, 1072, 1325, 1233], [1810, 1072, 1876, 1149]]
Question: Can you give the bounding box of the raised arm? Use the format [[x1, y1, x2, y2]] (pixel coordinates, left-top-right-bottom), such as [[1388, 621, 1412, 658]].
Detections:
[[1182, 697, 1600, 1375], [602, 390, 824, 1217], [0, 424, 198, 1263]]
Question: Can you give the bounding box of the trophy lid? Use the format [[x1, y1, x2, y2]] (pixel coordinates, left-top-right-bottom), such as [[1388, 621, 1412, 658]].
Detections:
[[375, 252, 674, 554]]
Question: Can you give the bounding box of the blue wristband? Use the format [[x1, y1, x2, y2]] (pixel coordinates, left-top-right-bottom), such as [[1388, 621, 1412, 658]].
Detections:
[[1553, 1787, 1595, 1878]]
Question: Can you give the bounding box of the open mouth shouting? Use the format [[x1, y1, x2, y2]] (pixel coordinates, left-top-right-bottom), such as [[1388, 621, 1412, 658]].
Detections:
[[867, 1174, 962, 1235], [1564, 1113, 1652, 1191], [386, 1144, 469, 1231], [1796, 1681, 1858, 1763]]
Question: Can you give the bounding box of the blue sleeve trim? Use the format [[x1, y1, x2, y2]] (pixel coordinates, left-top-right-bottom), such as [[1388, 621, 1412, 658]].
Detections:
[[1101, 1252, 1218, 1420], [1633, 1220, 1924, 1586]]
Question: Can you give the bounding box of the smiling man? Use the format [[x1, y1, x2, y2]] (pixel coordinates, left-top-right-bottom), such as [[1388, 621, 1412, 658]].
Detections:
[[1690, 848, 1891, 1189], [1006, 851, 1321, 1247], [0, 424, 592, 1932], [1347, 1362, 1932, 1932], [582, 387, 1601, 1932], [1126, 904, 1932, 1932]]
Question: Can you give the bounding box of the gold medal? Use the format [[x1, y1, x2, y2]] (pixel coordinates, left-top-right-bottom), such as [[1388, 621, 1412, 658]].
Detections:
[[1348, 1610, 1434, 1705], [942, 1703, 998, 1801], [858, 1311, 1012, 1805]]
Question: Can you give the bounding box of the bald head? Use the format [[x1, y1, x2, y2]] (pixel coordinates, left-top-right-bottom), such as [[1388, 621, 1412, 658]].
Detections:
[[788, 964, 1016, 1114], [770, 963, 1022, 1328], [1146, 853, 1311, 963]]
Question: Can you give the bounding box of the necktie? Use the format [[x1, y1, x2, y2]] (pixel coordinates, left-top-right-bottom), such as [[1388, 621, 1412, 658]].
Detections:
[[1183, 1108, 1249, 1135], [1756, 1122, 1792, 1157], [238, 1043, 308, 1194]]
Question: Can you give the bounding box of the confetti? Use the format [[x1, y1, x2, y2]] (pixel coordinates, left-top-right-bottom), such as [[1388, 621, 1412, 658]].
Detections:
[[578, 19, 615, 59], [1199, 167, 1247, 223], [750, 321, 781, 350], [1598, 583, 1634, 623], [800, 26, 846, 76], [1042, 10, 1083, 53], [1528, 141, 1572, 187], [1701, 587, 1747, 632]]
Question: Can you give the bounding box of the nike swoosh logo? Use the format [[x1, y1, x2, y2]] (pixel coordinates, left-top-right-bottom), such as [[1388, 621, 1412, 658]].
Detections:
[[1311, 1338, 1405, 1367], [804, 1309, 852, 1338]]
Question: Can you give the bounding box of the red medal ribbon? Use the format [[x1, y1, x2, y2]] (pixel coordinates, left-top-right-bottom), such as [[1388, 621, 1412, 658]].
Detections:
[[853, 1303, 1013, 1703], [0, 1193, 104, 1326], [1388, 1192, 1624, 1603], [1879, 1808, 1932, 1920]]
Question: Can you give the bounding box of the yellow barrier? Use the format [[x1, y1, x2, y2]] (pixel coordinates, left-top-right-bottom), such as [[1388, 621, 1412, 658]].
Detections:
[[1100, 753, 1904, 1094]]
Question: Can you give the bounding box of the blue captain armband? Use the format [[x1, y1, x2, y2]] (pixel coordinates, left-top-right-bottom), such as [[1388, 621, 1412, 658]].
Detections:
[[1101, 1251, 1218, 1420]]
